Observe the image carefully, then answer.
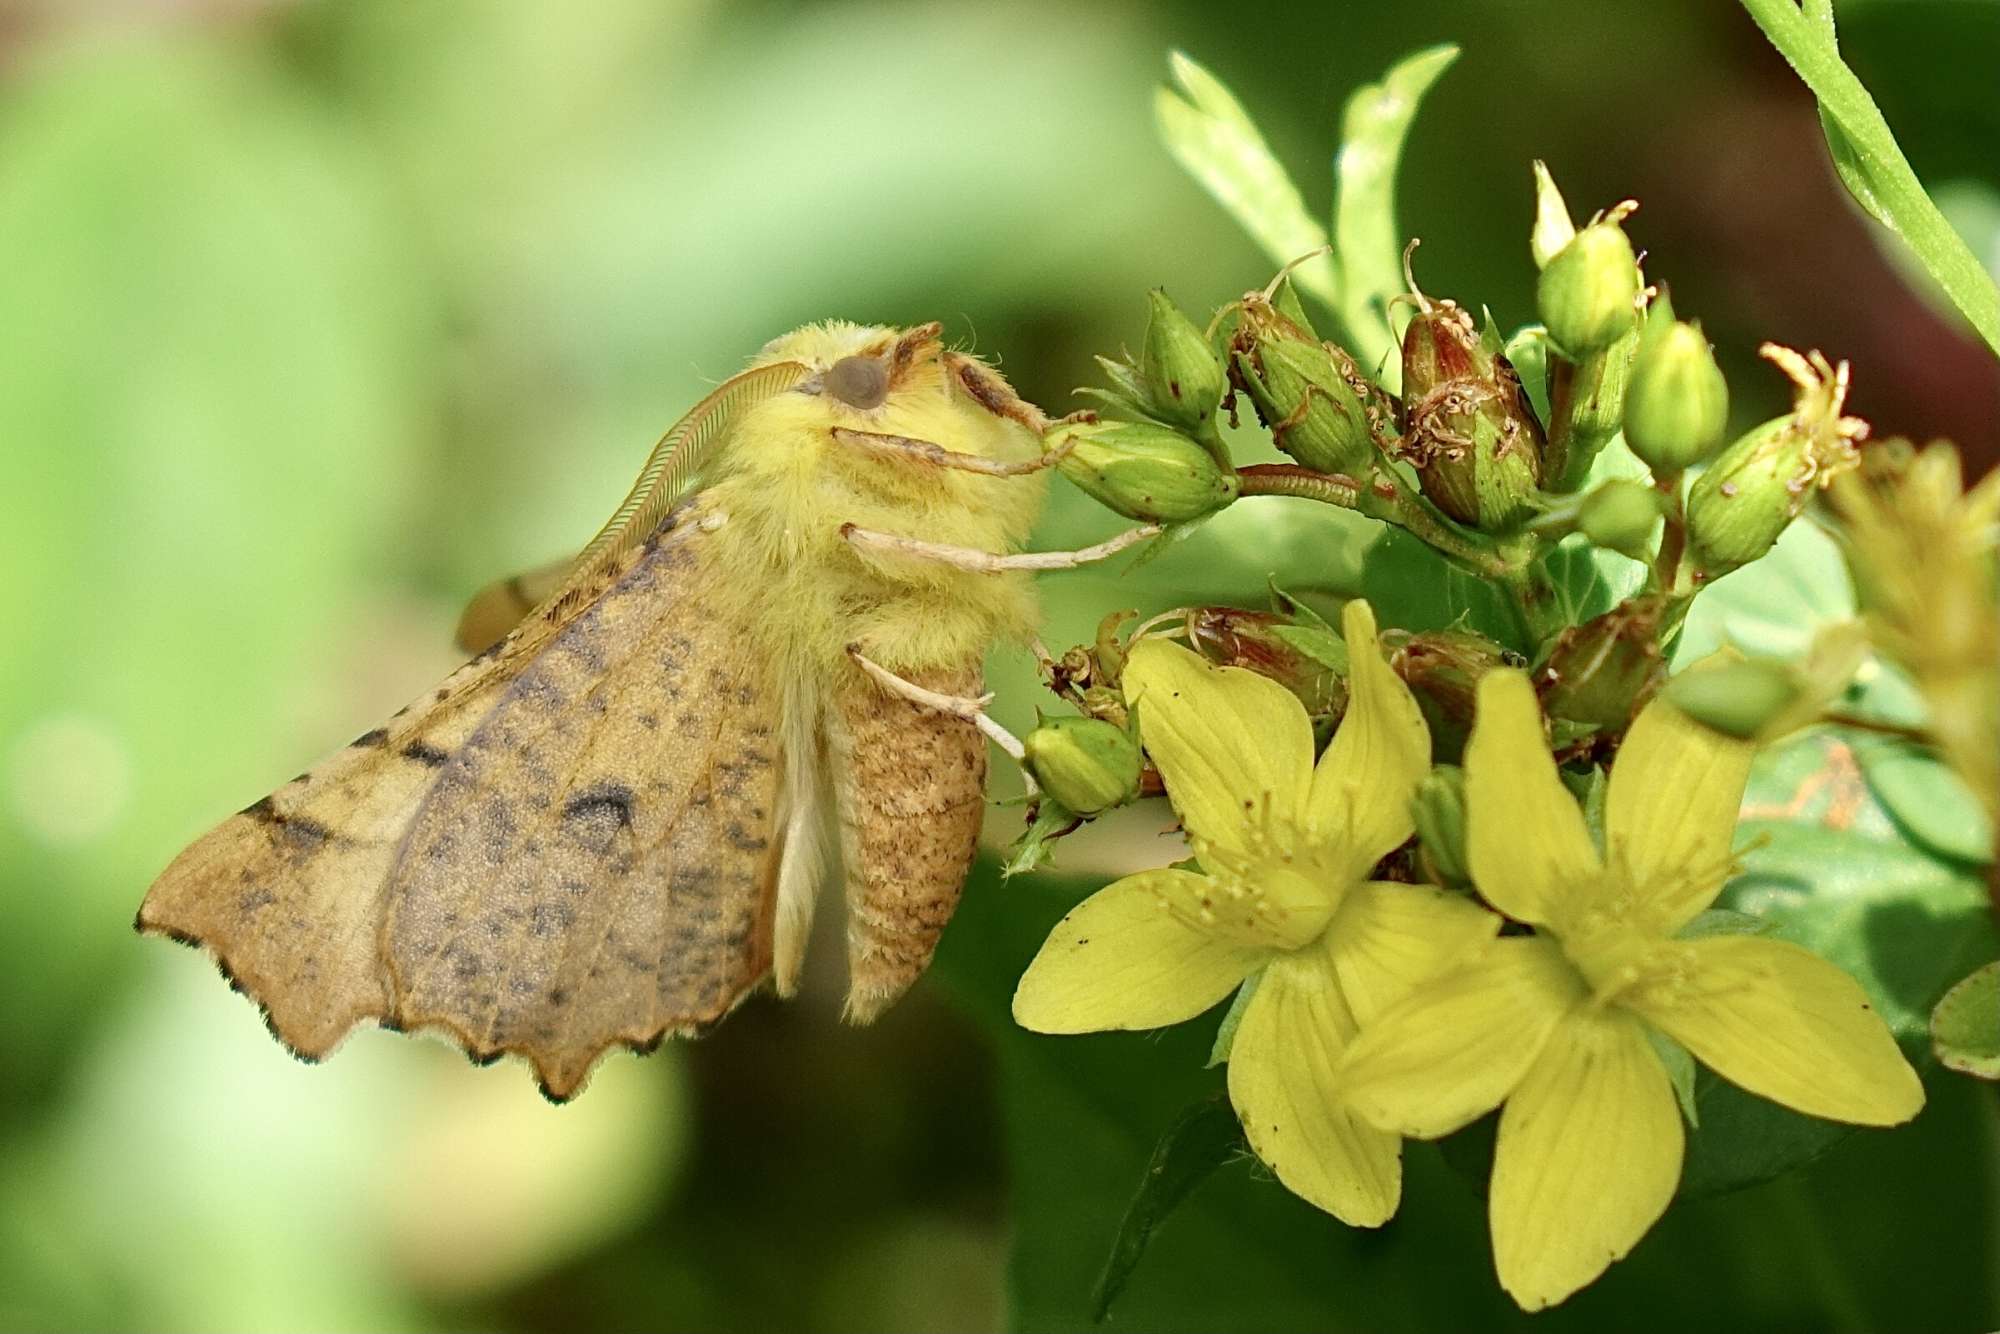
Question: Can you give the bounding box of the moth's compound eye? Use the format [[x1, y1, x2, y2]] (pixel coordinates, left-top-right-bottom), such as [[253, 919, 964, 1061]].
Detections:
[[824, 355, 890, 410]]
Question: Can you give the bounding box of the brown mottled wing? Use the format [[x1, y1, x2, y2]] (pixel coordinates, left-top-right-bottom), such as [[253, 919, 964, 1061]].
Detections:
[[140, 507, 783, 1098], [827, 659, 986, 1023]]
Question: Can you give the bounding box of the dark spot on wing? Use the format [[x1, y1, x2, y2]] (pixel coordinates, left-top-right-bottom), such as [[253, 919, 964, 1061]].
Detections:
[[563, 782, 635, 829], [401, 741, 450, 767]]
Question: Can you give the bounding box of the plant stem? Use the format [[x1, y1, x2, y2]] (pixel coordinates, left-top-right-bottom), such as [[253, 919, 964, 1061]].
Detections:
[[1234, 462, 1363, 507], [1234, 464, 1521, 579], [1651, 469, 1689, 595], [1739, 0, 2000, 355]]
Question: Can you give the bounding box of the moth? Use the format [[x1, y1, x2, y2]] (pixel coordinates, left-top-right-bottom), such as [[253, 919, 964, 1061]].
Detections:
[[138, 321, 1067, 1100]]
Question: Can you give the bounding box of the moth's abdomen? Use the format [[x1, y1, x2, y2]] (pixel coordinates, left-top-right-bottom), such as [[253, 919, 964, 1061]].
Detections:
[[827, 658, 986, 1022]]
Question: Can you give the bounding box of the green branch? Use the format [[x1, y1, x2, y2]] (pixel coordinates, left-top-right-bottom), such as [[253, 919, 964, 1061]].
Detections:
[[1739, 0, 2000, 357]]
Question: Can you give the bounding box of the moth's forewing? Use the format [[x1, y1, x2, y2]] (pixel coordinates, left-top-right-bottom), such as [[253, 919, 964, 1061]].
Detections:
[[138, 655, 513, 1058], [827, 659, 986, 1023], [140, 504, 786, 1099], [385, 508, 784, 1098]]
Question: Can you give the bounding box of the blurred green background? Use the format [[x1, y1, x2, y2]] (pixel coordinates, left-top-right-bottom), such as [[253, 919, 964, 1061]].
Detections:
[[4, 2, 1997, 1331]]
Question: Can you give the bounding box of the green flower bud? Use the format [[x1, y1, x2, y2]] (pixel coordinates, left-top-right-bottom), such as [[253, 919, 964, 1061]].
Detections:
[[1227, 294, 1381, 474], [1269, 273, 1318, 338], [1577, 479, 1666, 561], [1535, 596, 1669, 731], [1383, 626, 1520, 757], [1536, 206, 1641, 358], [1185, 607, 1349, 720], [1685, 346, 1867, 578], [1022, 716, 1143, 816], [1624, 316, 1729, 473], [1664, 622, 1867, 743], [1139, 289, 1228, 435], [1399, 302, 1546, 531], [1529, 161, 1577, 270], [1049, 419, 1239, 523], [1661, 657, 1803, 741], [1411, 764, 1471, 887]]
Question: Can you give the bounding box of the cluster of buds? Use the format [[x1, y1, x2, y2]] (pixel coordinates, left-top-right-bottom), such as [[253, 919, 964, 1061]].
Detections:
[[1053, 291, 1238, 524], [1029, 161, 1891, 814]]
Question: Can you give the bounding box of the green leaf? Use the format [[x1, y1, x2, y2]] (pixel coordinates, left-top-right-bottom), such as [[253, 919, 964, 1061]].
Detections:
[[1155, 53, 1337, 307], [1355, 525, 1522, 650], [1537, 536, 1649, 632], [1645, 1029, 1701, 1128], [1674, 728, 1998, 1195], [1332, 43, 1459, 390], [1849, 734, 1995, 865], [1205, 973, 1261, 1068], [1090, 1094, 1246, 1323], [1678, 908, 1775, 939], [1932, 961, 2000, 1080], [1739, 0, 2000, 356], [1678, 518, 1854, 664], [1503, 323, 1553, 423], [1730, 736, 1996, 1047], [1003, 799, 1085, 879], [1268, 624, 1349, 675]]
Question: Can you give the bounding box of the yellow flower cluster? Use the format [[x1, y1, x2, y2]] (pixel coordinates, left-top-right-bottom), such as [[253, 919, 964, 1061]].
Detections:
[[1013, 599, 1922, 1310]]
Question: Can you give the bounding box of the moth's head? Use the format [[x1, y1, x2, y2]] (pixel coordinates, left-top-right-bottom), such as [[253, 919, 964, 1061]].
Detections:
[[753, 320, 1045, 435], [754, 320, 944, 413]]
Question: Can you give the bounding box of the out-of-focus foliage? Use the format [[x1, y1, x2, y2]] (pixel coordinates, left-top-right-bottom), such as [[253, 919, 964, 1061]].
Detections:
[[3, 2, 1997, 1331]]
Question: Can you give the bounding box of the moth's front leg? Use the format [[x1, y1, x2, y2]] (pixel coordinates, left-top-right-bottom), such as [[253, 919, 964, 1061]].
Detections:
[[838, 521, 1161, 573]]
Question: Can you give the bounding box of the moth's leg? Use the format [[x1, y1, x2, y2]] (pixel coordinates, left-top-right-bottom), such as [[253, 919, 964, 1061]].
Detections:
[[846, 646, 1030, 770], [838, 522, 1162, 574], [829, 427, 1073, 477]]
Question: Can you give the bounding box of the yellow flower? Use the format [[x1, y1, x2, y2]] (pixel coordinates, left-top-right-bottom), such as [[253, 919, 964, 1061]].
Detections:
[[1012, 601, 1497, 1226], [1339, 669, 1925, 1310]]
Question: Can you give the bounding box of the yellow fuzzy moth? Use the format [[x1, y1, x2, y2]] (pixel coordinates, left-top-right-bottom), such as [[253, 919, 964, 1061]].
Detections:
[[138, 320, 1110, 1100]]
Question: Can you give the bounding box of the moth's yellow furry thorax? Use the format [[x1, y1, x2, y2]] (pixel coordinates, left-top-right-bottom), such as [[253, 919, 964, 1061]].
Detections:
[[702, 321, 1047, 678]]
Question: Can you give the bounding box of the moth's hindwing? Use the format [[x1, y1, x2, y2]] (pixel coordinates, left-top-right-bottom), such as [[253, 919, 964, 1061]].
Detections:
[[828, 659, 985, 1023], [139, 502, 783, 1099]]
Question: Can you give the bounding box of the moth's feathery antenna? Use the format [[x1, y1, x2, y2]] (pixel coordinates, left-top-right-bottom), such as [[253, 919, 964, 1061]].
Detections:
[[829, 427, 1073, 477], [839, 523, 1161, 573]]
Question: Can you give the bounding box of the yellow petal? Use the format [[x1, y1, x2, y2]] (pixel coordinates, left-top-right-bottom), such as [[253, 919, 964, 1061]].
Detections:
[[1625, 935, 1924, 1125], [1490, 1007, 1683, 1311], [1226, 945, 1402, 1226], [1606, 693, 1756, 932], [1011, 870, 1270, 1034], [1464, 671, 1600, 926], [1340, 936, 1584, 1138], [1327, 881, 1500, 1027], [1124, 638, 1314, 859], [1305, 600, 1433, 877]]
